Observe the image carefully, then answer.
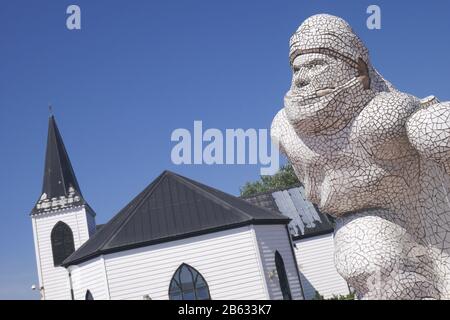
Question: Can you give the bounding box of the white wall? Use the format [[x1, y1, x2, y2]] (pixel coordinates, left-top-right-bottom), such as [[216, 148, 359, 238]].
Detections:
[[31, 206, 94, 300], [253, 225, 303, 300], [102, 226, 269, 300], [293, 233, 350, 299], [71, 256, 110, 300]]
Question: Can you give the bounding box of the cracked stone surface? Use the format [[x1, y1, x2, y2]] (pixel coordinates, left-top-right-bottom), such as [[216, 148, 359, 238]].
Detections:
[[271, 14, 450, 300]]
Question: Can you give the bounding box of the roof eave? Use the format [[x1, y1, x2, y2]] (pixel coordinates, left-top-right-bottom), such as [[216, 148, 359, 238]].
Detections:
[[62, 218, 290, 267], [291, 227, 334, 241]]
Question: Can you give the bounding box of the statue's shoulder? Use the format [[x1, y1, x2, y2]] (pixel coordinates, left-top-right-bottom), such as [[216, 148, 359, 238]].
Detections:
[[350, 91, 423, 157], [407, 100, 450, 163], [355, 91, 420, 133], [369, 91, 421, 110], [406, 96, 449, 133]]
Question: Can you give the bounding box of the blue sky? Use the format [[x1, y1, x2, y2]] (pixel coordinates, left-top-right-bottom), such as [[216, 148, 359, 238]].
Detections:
[[1, 0, 449, 299]]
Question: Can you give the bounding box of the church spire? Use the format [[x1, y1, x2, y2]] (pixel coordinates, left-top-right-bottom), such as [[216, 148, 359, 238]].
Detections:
[[31, 115, 85, 215]]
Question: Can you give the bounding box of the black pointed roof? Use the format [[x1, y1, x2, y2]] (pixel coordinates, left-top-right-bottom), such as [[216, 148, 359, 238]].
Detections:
[[31, 116, 86, 215], [62, 171, 290, 266]]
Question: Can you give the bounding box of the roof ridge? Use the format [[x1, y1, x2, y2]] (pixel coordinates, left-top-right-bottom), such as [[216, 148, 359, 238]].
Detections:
[[103, 171, 169, 248], [180, 172, 288, 215], [169, 172, 260, 222]]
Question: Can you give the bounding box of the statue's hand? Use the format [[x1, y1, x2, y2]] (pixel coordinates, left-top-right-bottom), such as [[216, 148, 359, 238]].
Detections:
[[407, 102, 450, 173]]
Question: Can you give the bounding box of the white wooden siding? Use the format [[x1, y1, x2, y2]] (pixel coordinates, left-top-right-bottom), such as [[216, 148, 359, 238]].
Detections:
[[293, 233, 350, 299], [31, 206, 93, 300], [71, 256, 109, 300], [253, 225, 303, 300], [103, 226, 269, 300]]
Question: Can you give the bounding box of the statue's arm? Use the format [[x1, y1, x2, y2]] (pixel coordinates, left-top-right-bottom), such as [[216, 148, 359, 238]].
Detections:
[[271, 109, 288, 156], [271, 108, 305, 181], [406, 101, 450, 174]]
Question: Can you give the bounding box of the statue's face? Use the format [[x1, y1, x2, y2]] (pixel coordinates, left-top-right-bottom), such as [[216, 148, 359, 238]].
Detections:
[[280, 53, 384, 216], [284, 52, 364, 136], [289, 53, 359, 104]]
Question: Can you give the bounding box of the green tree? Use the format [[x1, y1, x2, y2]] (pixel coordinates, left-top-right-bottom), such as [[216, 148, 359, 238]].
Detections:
[[240, 164, 300, 197], [312, 291, 356, 300], [327, 292, 356, 300]]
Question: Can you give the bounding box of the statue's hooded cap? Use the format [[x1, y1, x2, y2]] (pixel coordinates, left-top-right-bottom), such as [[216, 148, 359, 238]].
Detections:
[[289, 14, 370, 67]]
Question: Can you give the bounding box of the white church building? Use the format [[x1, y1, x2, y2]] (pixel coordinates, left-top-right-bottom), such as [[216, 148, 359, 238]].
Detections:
[[30, 116, 349, 300]]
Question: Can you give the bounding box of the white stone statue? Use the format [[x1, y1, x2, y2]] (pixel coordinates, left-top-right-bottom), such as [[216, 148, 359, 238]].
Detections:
[[271, 14, 450, 299]]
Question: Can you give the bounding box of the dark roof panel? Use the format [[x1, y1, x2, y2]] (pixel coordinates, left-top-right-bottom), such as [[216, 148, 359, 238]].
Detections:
[[63, 171, 289, 266]]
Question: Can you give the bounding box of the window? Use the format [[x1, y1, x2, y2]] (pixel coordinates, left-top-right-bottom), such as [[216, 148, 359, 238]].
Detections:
[[275, 251, 292, 300], [51, 221, 75, 266], [169, 264, 211, 300], [85, 290, 94, 300]]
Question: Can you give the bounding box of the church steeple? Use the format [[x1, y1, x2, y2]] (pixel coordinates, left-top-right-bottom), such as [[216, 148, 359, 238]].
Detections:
[[31, 115, 85, 215], [30, 114, 96, 299]]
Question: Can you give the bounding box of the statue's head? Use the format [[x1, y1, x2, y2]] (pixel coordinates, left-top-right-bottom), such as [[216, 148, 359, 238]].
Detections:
[[285, 14, 391, 135], [289, 14, 369, 67], [274, 14, 402, 216]]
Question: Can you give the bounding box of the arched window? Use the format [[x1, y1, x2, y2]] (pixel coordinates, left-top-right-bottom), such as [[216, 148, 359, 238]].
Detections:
[[85, 290, 94, 300], [169, 264, 211, 300], [275, 251, 292, 300], [51, 221, 75, 266]]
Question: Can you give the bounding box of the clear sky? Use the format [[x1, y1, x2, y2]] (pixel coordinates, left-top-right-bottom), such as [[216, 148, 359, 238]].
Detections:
[[1, 0, 449, 299]]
